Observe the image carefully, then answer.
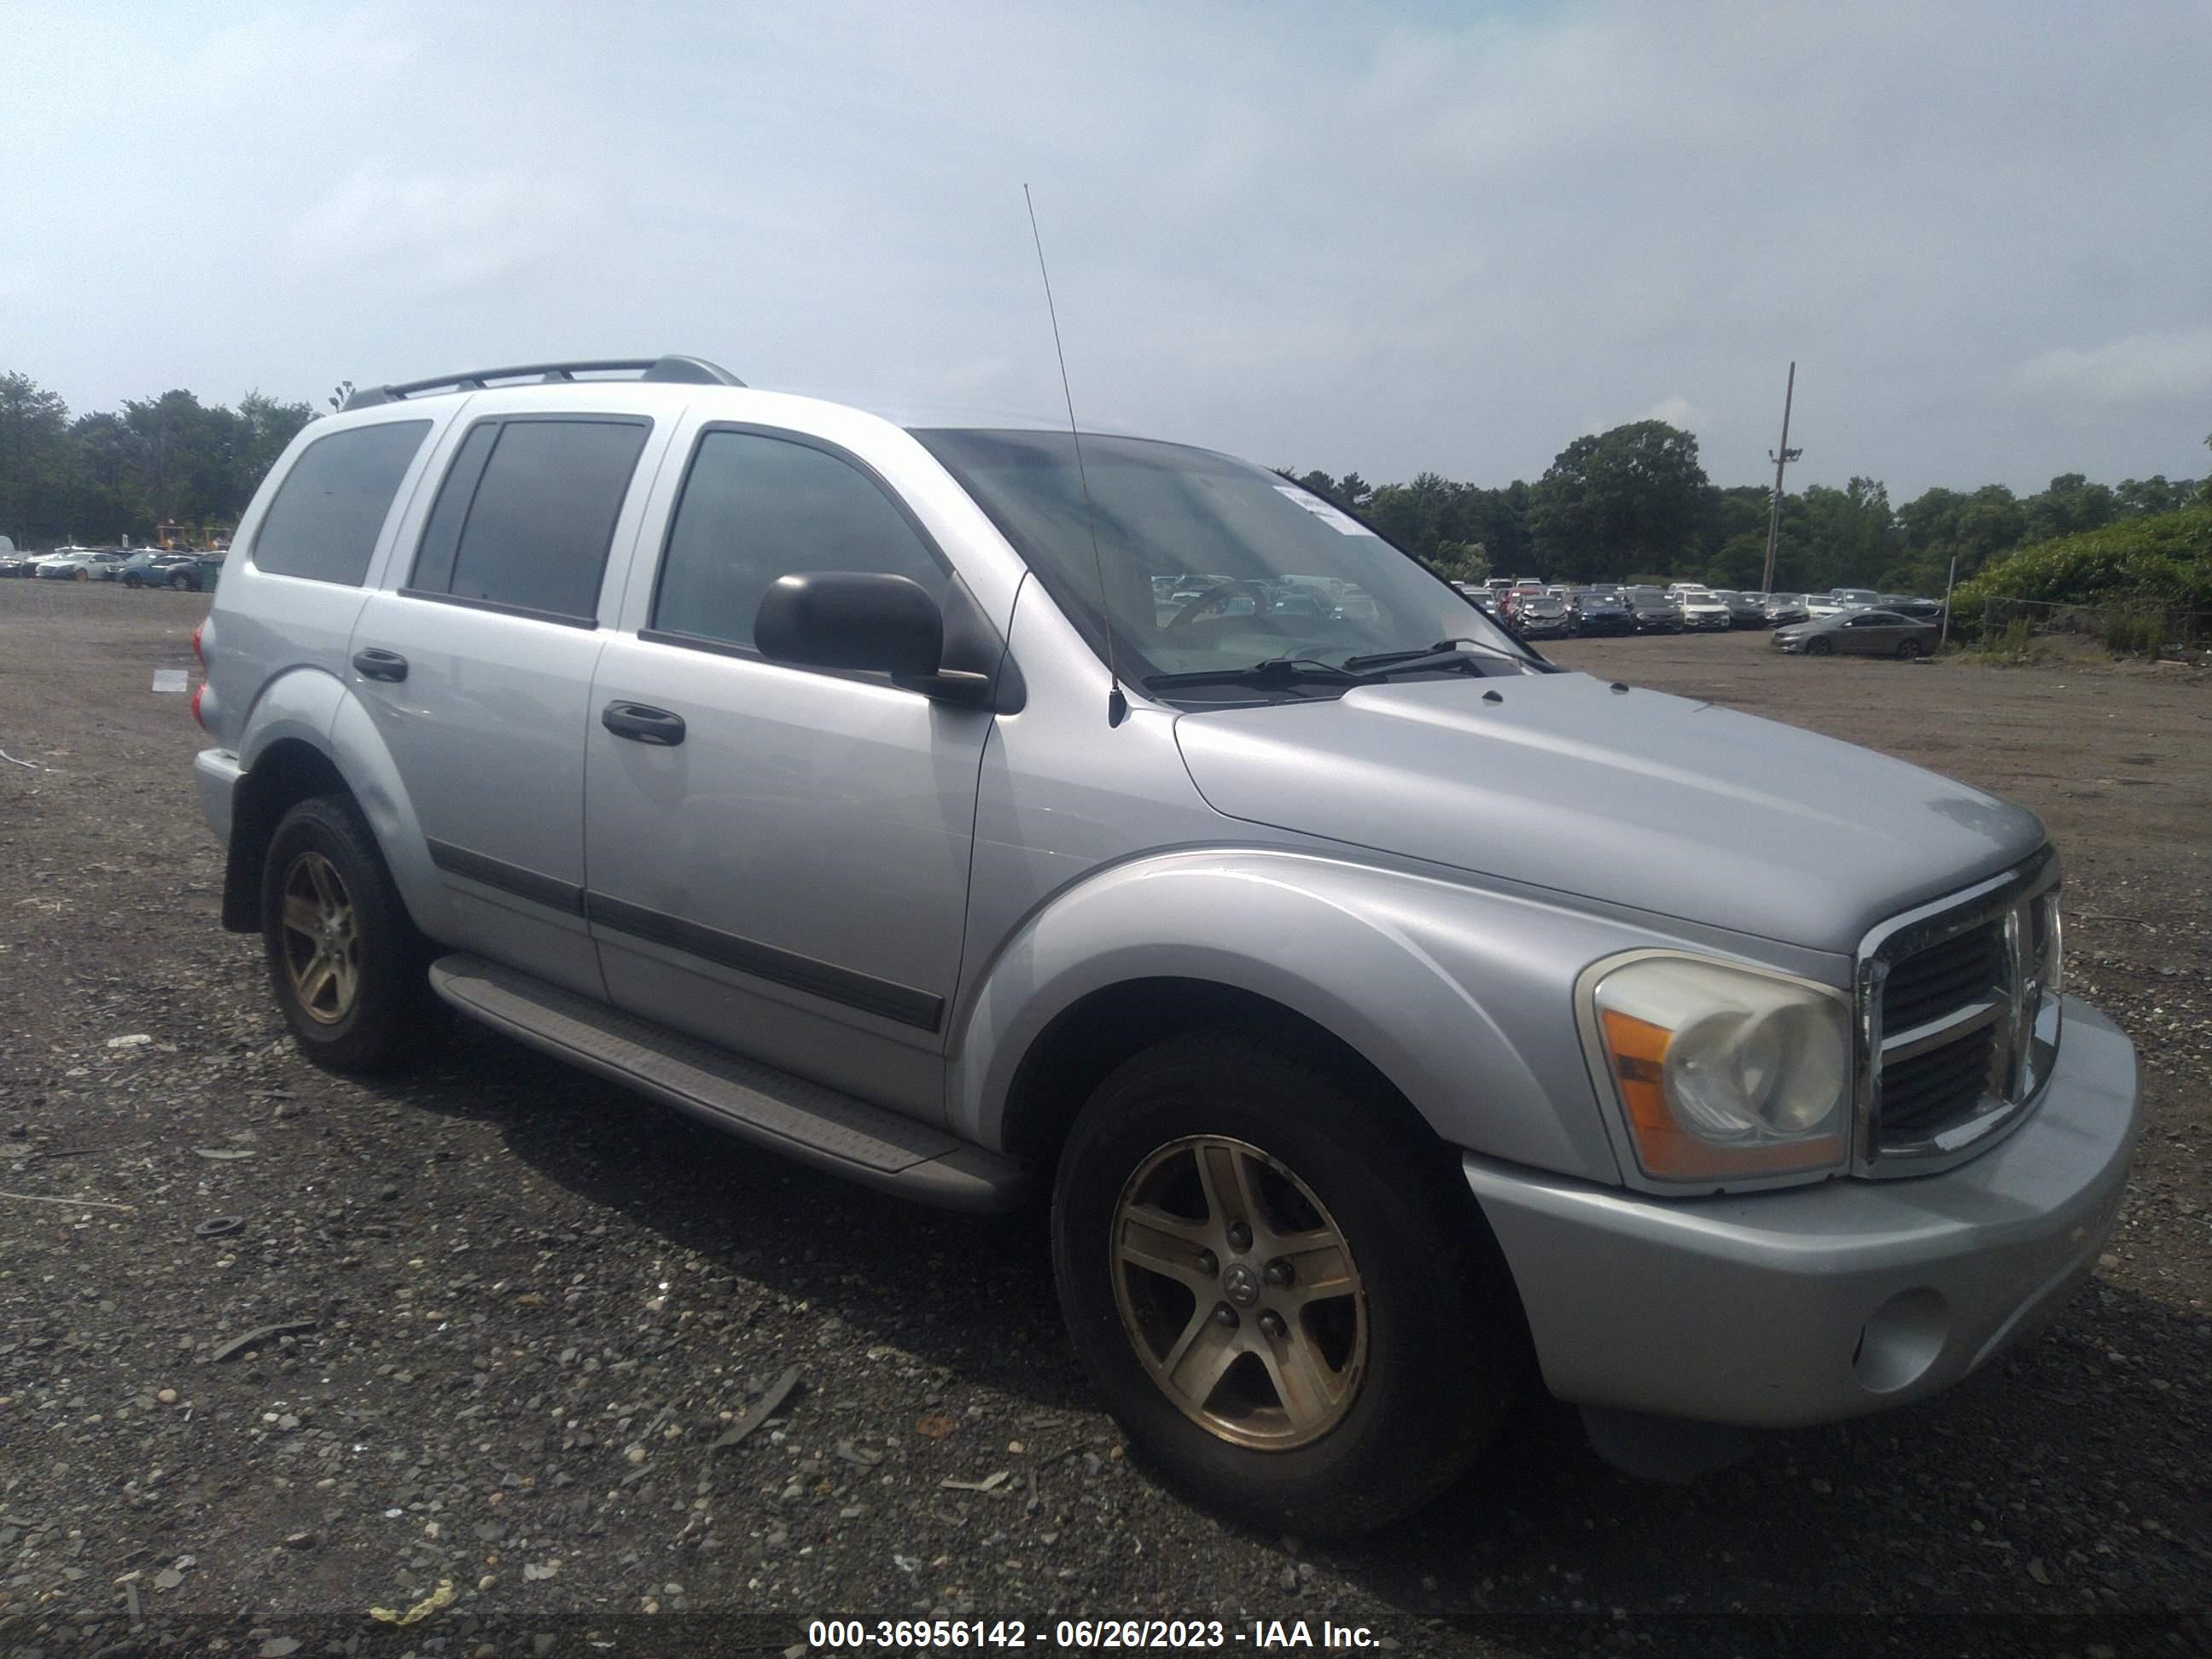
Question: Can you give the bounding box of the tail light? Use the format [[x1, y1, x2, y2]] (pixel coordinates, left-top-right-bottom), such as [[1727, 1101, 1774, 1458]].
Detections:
[[192, 620, 206, 664], [191, 682, 207, 731]]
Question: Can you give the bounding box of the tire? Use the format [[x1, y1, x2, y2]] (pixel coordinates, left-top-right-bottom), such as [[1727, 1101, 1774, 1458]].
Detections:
[[73, 568, 89, 581], [171, 571, 192, 591], [1804, 637, 1834, 655], [1896, 637, 1924, 660], [260, 795, 443, 1074], [123, 573, 143, 588], [1051, 1029, 1518, 1536]]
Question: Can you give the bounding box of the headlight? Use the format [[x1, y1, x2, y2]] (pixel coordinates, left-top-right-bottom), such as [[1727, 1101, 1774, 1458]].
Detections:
[[1582, 953, 1852, 1184]]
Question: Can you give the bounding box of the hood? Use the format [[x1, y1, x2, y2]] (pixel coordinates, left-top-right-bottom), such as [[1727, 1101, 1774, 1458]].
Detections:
[[1173, 672, 2045, 953]]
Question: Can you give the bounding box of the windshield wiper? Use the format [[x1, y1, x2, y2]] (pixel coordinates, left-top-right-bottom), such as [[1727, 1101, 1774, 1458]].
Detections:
[[1144, 657, 1378, 691], [1340, 637, 1511, 674]]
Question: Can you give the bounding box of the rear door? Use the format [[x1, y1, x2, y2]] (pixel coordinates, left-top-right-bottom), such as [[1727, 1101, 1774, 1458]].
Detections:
[[347, 402, 671, 995]]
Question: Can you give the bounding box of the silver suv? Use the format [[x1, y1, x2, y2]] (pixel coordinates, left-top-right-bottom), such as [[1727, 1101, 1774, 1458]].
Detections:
[[193, 356, 2139, 1534]]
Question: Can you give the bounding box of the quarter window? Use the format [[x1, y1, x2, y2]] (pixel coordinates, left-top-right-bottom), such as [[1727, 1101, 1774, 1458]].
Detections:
[[252, 421, 430, 585], [410, 418, 649, 620], [652, 429, 946, 652]]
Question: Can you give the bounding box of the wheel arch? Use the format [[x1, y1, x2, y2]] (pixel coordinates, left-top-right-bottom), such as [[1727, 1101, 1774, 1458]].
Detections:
[[948, 851, 1629, 1187], [221, 681, 451, 943], [222, 736, 350, 930], [997, 977, 1425, 1175]]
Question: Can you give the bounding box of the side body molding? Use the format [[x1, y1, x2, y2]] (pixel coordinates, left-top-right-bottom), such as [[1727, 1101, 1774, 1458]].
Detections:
[[947, 848, 1695, 1185]]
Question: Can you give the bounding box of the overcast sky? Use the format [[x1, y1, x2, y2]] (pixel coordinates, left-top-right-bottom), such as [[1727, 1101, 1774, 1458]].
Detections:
[[5, 0, 2209, 499]]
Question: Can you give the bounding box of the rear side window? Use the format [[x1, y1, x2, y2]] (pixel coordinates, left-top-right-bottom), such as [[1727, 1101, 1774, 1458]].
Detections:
[[252, 421, 430, 585], [409, 417, 649, 621], [651, 428, 946, 651]]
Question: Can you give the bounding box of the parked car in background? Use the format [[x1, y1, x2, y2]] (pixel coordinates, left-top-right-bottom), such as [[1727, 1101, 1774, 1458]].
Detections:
[[1511, 595, 1574, 639], [1773, 609, 1941, 658], [119, 550, 206, 589], [37, 548, 131, 581], [1802, 593, 1854, 620], [1713, 590, 1766, 629], [1675, 591, 1732, 632], [1761, 593, 1810, 626], [1627, 588, 1685, 633], [0, 548, 44, 578], [1572, 591, 1634, 636], [1876, 596, 1946, 624], [1830, 588, 1883, 608]]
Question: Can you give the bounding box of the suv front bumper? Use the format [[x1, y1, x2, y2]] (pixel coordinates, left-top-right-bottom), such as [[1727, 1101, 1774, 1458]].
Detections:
[[1464, 997, 2138, 1428]]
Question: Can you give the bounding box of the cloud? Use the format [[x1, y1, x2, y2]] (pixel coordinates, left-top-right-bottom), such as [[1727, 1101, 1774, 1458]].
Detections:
[[2016, 329, 2212, 405], [1638, 396, 1714, 432], [286, 170, 607, 294]]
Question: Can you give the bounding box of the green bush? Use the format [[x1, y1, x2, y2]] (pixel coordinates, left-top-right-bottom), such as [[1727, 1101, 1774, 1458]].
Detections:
[[1952, 508, 2212, 621], [1981, 617, 2032, 660], [2102, 610, 2166, 658]]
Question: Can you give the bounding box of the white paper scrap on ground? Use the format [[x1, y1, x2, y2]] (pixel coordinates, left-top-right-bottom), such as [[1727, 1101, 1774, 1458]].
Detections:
[[152, 669, 188, 694], [1272, 484, 1374, 535]]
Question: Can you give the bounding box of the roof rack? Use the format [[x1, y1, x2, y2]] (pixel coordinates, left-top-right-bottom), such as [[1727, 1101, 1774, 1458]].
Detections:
[[341, 355, 744, 411]]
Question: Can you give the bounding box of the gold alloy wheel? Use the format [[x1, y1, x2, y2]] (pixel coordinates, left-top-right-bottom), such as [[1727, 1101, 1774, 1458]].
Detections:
[[279, 850, 360, 1025], [1110, 1135, 1367, 1450]]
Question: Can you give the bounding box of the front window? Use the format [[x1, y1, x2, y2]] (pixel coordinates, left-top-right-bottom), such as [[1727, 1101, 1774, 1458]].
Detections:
[[912, 429, 1524, 699]]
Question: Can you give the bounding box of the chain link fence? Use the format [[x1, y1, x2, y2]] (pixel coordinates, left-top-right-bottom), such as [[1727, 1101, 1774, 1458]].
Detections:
[[1970, 595, 2212, 657]]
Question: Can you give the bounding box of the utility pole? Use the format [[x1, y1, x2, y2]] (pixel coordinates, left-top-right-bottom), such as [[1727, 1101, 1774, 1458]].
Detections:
[[1759, 362, 1802, 594]]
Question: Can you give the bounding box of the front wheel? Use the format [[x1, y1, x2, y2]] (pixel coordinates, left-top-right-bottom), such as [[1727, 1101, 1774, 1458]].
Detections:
[[1052, 1031, 1517, 1536], [73, 568, 89, 582], [123, 573, 143, 588], [1804, 637, 1834, 655], [1896, 637, 1924, 660], [260, 795, 442, 1073]]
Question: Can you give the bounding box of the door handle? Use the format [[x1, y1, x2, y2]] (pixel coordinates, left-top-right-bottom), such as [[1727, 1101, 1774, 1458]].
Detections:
[[352, 648, 409, 683], [602, 701, 686, 746]]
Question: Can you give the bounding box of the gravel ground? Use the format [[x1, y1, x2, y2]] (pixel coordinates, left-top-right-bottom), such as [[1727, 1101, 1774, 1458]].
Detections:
[[0, 582, 2205, 1657]]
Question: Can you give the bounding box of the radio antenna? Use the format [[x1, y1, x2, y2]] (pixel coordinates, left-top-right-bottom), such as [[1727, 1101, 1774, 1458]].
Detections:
[[1024, 184, 1127, 727]]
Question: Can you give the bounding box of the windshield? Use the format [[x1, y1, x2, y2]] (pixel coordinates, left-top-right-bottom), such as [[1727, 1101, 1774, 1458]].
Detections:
[[911, 429, 1521, 685]]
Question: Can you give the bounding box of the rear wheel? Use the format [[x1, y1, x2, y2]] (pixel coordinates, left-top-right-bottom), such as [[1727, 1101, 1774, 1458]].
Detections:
[[1896, 637, 1924, 660], [1051, 1029, 1517, 1536], [260, 795, 442, 1073], [170, 571, 192, 590]]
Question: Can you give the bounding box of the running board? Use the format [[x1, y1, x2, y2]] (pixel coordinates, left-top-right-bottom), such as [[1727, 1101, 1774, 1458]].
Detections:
[[428, 954, 1028, 1212]]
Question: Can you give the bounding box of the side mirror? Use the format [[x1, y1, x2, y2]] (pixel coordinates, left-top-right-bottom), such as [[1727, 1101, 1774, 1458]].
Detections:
[[754, 572, 943, 678]]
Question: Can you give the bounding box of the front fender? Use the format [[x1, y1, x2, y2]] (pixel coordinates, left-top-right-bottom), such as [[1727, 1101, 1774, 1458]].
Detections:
[[949, 849, 1710, 1185]]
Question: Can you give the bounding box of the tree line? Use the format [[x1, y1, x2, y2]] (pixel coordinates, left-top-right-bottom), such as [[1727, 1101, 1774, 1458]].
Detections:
[[4, 365, 2203, 594], [1282, 421, 2208, 597], [0, 371, 320, 548]]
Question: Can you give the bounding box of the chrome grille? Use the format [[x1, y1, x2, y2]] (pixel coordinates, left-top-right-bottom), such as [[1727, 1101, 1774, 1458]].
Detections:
[[1856, 851, 2064, 1174], [1882, 921, 2004, 1033]]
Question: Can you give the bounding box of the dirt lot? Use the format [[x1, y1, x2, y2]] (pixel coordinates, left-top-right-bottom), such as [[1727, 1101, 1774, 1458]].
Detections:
[[1, 582, 2205, 1656]]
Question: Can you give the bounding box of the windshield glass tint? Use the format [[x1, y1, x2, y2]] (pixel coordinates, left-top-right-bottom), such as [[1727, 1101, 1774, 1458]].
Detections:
[[911, 429, 1515, 678]]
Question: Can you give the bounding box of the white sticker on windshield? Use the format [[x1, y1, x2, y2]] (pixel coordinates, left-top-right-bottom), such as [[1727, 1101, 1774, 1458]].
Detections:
[[1273, 484, 1375, 536]]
